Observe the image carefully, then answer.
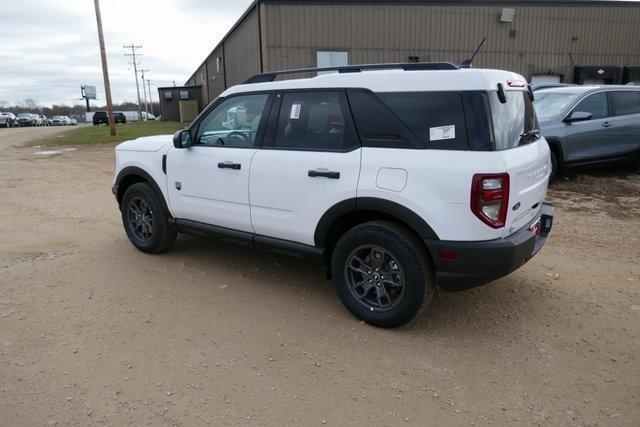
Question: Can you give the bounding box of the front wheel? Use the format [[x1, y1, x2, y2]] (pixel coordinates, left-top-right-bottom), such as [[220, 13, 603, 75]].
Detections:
[[331, 221, 434, 328], [121, 182, 177, 254]]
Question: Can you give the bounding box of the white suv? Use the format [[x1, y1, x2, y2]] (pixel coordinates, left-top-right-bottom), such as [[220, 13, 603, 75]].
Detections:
[[113, 62, 554, 328]]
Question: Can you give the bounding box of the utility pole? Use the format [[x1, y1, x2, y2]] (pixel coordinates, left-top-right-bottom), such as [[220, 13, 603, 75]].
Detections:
[[123, 44, 143, 122], [140, 69, 150, 120], [146, 79, 154, 116], [93, 0, 116, 136]]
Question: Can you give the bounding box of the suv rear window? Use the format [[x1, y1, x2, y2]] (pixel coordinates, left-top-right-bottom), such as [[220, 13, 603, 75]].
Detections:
[[609, 91, 640, 116], [274, 91, 358, 151], [489, 90, 539, 151], [377, 92, 468, 150]]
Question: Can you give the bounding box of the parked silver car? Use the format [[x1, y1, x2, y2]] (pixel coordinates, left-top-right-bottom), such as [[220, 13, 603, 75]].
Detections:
[[0, 112, 17, 128], [534, 86, 640, 176]]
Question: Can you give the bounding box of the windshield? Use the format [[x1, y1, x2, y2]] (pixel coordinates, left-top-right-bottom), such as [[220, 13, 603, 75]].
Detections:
[[18, 113, 30, 118], [489, 90, 539, 150], [533, 91, 581, 119]]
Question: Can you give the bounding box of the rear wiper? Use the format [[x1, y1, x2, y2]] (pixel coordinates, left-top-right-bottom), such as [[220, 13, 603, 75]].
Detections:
[[519, 129, 540, 145]]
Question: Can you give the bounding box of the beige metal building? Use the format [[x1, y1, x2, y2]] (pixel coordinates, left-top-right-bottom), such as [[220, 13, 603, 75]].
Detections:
[[159, 0, 640, 121]]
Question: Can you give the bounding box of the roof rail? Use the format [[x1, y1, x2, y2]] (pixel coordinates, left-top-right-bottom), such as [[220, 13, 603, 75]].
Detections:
[[243, 62, 459, 84]]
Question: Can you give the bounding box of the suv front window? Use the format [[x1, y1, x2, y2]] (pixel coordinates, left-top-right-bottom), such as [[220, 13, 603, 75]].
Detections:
[[572, 92, 608, 119], [196, 94, 269, 147], [489, 90, 539, 150]]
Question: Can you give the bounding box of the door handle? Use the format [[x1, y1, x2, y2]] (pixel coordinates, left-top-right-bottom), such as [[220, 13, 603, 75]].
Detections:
[[602, 122, 613, 128], [308, 170, 340, 179], [218, 162, 241, 170]]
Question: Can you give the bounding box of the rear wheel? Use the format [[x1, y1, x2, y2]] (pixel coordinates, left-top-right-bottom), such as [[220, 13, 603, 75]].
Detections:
[[121, 182, 176, 254], [331, 221, 433, 328]]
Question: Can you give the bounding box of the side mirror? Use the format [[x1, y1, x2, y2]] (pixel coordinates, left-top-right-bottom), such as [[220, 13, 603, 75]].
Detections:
[[564, 111, 592, 123], [173, 129, 193, 148]]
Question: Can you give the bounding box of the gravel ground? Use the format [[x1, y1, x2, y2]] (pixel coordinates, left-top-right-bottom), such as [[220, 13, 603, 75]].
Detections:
[[1, 126, 639, 426]]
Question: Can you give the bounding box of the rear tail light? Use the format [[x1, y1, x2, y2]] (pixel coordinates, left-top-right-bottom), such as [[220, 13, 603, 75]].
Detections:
[[470, 173, 510, 228]]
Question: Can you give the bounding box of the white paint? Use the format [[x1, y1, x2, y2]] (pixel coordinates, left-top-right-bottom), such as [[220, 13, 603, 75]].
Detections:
[[114, 67, 550, 246], [530, 74, 561, 85]]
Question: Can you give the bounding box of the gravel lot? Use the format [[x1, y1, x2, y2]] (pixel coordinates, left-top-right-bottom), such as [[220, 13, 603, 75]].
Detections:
[[1, 126, 639, 426]]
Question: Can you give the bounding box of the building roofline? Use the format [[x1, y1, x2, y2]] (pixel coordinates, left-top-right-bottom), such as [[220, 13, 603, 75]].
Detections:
[[158, 85, 202, 90], [184, 1, 260, 85]]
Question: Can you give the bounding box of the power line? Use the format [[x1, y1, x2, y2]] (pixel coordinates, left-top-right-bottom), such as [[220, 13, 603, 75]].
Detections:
[[123, 44, 143, 121]]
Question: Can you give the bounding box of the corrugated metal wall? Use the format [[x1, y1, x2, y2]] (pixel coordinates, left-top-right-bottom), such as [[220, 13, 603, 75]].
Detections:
[[205, 46, 226, 101], [223, 7, 262, 88], [262, 2, 640, 81]]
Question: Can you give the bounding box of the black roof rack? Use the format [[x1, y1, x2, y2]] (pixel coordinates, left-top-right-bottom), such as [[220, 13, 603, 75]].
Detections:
[[243, 62, 459, 84]]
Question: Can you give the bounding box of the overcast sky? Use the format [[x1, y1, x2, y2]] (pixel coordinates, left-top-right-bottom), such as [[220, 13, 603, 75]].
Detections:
[[0, 0, 253, 107]]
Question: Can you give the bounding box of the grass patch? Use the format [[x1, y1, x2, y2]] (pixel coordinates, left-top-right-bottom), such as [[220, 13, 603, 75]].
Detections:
[[36, 121, 186, 146]]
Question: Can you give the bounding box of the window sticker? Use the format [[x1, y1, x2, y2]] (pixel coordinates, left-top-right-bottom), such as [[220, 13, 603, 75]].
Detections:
[[429, 125, 455, 141], [290, 103, 302, 120]]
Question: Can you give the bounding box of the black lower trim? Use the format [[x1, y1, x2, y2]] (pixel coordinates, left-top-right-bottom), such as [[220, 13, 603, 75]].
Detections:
[[115, 167, 171, 214], [314, 197, 439, 247], [427, 202, 554, 291], [175, 219, 324, 264]]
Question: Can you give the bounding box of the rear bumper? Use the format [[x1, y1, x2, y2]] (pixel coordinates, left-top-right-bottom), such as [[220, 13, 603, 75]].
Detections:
[[427, 202, 554, 291]]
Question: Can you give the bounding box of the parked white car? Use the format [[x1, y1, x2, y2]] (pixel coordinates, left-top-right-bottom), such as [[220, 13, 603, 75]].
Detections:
[[0, 112, 17, 128], [113, 63, 554, 328]]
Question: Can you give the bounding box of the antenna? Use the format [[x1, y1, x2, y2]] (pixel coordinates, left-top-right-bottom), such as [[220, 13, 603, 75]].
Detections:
[[459, 37, 486, 68]]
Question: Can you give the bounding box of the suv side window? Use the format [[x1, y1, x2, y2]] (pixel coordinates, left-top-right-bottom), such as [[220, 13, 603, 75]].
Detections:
[[609, 91, 640, 116], [196, 93, 269, 147], [377, 92, 469, 150], [573, 92, 608, 119], [273, 91, 358, 151], [347, 89, 416, 149]]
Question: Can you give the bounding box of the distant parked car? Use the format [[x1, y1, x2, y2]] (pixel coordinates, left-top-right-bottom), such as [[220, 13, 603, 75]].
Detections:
[[93, 111, 127, 125], [17, 113, 36, 127], [51, 115, 65, 126], [0, 112, 17, 128], [531, 83, 577, 92], [40, 115, 51, 126], [534, 85, 640, 176], [32, 114, 43, 126], [70, 118, 77, 125]]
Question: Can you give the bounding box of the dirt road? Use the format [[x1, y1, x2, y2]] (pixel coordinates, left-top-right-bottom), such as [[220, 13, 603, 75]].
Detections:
[[1, 126, 639, 425]]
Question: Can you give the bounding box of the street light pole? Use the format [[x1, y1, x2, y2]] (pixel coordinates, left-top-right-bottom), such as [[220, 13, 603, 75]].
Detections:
[[93, 0, 116, 136]]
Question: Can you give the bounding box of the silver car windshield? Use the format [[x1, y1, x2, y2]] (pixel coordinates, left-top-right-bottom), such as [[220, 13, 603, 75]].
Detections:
[[533, 92, 581, 120]]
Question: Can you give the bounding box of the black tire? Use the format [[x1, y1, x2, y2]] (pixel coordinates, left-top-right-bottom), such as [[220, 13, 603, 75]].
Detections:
[[331, 221, 434, 328], [121, 182, 177, 254]]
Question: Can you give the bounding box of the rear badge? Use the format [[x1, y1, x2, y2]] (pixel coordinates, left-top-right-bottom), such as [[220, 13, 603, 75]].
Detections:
[[512, 202, 521, 211], [175, 182, 182, 191]]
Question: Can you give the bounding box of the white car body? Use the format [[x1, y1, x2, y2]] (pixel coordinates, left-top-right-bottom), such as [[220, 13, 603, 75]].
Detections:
[[113, 64, 554, 326]]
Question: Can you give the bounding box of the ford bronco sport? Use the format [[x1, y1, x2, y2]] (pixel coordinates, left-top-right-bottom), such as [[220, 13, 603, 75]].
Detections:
[[113, 62, 554, 328]]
